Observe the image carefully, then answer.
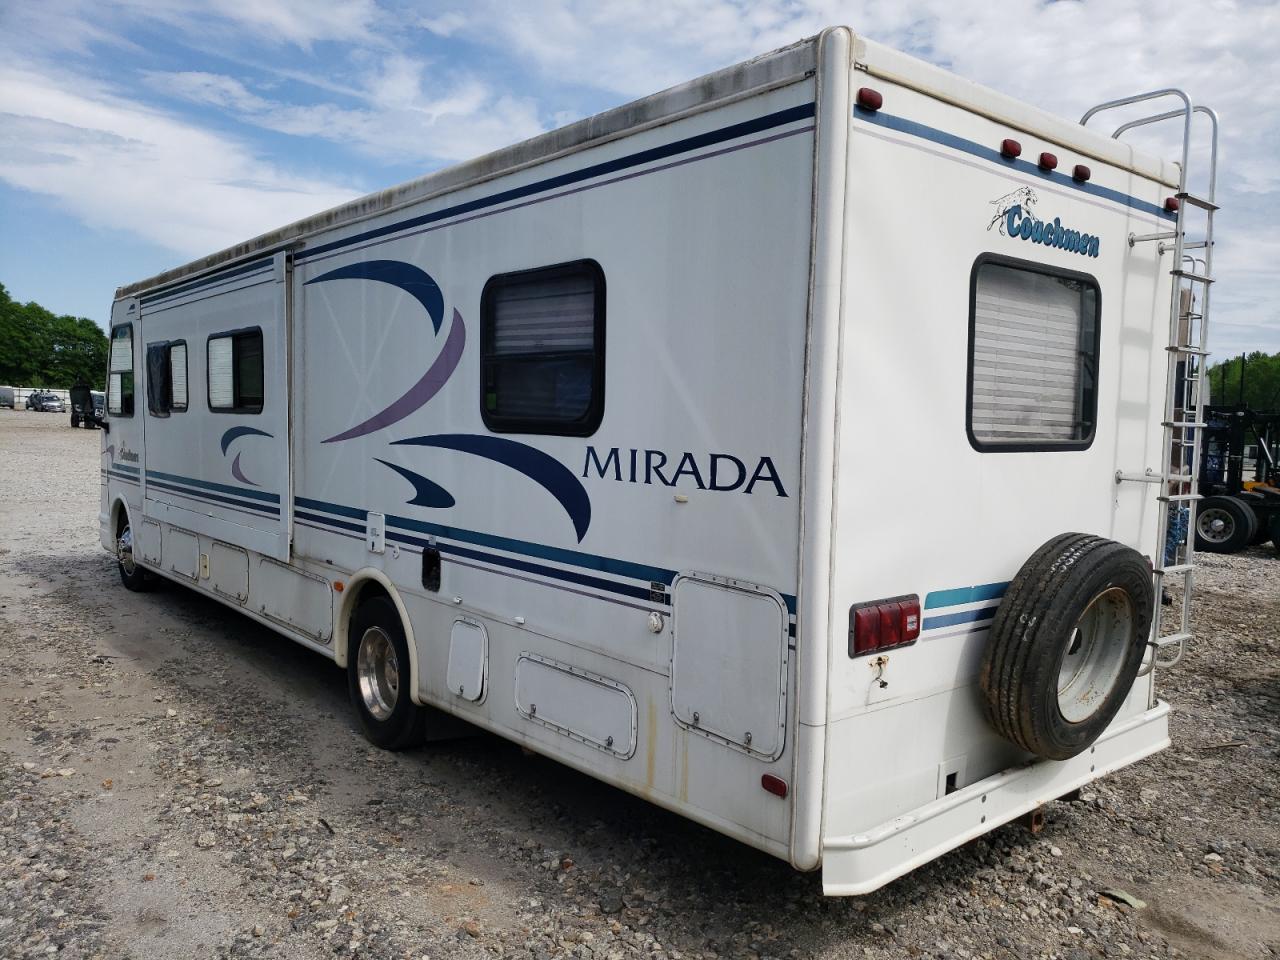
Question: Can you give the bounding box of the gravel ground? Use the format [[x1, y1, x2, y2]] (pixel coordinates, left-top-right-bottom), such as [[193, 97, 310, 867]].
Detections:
[[1, 410, 1277, 960]]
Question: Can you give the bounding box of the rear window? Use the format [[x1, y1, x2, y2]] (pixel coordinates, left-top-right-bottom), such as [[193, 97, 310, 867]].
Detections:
[[967, 256, 1100, 451]]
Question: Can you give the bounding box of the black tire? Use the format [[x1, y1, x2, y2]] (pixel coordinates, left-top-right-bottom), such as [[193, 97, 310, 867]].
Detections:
[[1270, 514, 1280, 557], [70, 414, 80, 428], [115, 515, 152, 592], [1194, 496, 1257, 553], [347, 596, 427, 750], [979, 533, 1154, 762], [1237, 494, 1271, 545]]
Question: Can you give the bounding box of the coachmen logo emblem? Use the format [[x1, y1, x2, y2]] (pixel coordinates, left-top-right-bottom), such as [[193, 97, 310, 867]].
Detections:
[[988, 187, 1100, 258]]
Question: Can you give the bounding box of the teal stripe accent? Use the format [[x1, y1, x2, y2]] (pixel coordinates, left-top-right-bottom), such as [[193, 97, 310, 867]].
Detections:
[[925, 581, 1009, 610], [145, 469, 280, 503], [853, 107, 1177, 222], [296, 496, 367, 521], [111, 462, 140, 474], [922, 606, 998, 631]]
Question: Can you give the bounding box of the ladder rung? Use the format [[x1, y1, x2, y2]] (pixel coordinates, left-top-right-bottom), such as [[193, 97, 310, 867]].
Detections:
[[1158, 493, 1203, 502], [1166, 344, 1210, 356], [1181, 241, 1211, 250], [1176, 192, 1219, 211], [1156, 564, 1194, 575], [1171, 269, 1213, 283], [1163, 421, 1206, 429], [1152, 632, 1192, 649]]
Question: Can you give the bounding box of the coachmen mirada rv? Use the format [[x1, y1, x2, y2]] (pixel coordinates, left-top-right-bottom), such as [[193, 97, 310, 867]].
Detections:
[[99, 28, 1219, 894]]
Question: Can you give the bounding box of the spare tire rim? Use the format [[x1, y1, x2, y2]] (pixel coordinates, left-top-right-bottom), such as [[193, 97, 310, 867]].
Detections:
[[1058, 586, 1134, 724], [1196, 507, 1234, 544], [357, 626, 399, 721]]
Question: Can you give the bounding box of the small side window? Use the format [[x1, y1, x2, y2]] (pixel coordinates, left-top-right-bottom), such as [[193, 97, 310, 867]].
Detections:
[[481, 259, 605, 436], [208, 328, 264, 414], [146, 342, 172, 417], [170, 341, 188, 411], [967, 255, 1100, 451], [108, 324, 134, 417]]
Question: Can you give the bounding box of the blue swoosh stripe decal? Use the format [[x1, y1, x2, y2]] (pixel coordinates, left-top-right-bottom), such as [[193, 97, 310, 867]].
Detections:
[[220, 426, 274, 455], [853, 107, 1176, 222], [376, 460, 456, 508], [305, 260, 444, 333], [391, 434, 591, 542], [145, 478, 280, 515]]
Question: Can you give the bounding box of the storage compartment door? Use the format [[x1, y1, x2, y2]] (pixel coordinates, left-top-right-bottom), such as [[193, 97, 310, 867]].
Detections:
[[670, 575, 788, 759]]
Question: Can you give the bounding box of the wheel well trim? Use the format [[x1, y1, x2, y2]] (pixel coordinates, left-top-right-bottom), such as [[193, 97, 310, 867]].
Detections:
[[335, 569, 420, 704]]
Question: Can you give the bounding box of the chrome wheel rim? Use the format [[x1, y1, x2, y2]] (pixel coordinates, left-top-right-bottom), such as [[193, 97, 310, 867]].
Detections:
[[1057, 587, 1133, 724], [117, 525, 136, 577], [1196, 507, 1234, 545], [356, 627, 400, 721]]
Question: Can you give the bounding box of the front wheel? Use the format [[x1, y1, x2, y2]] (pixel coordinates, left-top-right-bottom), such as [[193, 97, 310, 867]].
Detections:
[[347, 596, 427, 750], [116, 518, 152, 591]]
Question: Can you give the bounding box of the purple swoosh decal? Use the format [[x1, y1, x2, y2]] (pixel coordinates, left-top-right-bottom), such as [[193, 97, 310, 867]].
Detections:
[[323, 308, 466, 444], [102, 444, 114, 461], [230, 452, 258, 487]]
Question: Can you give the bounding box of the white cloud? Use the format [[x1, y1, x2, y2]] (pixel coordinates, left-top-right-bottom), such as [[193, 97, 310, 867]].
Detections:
[[0, 65, 360, 259], [145, 56, 546, 165]]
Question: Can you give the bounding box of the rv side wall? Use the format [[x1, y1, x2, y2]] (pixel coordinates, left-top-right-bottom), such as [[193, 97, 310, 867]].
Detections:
[[102, 78, 822, 858]]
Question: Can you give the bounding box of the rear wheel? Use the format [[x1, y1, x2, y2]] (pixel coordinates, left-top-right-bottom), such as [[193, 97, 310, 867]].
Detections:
[[980, 533, 1153, 761], [1194, 496, 1256, 553], [347, 596, 427, 750]]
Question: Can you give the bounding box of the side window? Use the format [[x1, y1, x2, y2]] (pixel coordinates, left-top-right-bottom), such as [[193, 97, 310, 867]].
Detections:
[[146, 340, 189, 416], [146, 342, 172, 417], [108, 324, 134, 417], [968, 256, 1100, 451], [170, 341, 188, 411], [481, 259, 605, 435], [207, 329, 264, 414]]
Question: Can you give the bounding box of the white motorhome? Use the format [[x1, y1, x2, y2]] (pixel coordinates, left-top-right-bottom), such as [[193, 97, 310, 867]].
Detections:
[[99, 28, 1219, 894]]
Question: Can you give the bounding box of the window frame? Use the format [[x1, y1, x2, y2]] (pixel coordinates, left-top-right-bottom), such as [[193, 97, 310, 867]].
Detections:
[[479, 258, 606, 437], [206, 326, 265, 415], [108, 322, 135, 418], [966, 253, 1102, 454]]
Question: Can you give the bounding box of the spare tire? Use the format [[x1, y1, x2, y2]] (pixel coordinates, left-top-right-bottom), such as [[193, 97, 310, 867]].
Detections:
[[1195, 496, 1257, 553], [980, 533, 1154, 761]]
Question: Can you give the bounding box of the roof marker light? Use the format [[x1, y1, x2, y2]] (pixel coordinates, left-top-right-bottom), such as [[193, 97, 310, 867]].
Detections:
[[1038, 152, 1058, 171], [856, 87, 883, 112], [1072, 164, 1091, 182], [1000, 139, 1022, 159], [1165, 197, 1181, 212]]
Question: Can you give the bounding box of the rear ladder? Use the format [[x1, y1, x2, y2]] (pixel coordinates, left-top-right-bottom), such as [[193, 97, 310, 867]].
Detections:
[[1081, 90, 1220, 677]]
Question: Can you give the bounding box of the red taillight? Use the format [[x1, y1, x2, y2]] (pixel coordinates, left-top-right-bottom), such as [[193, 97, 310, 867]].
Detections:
[[849, 595, 921, 657], [1000, 138, 1022, 159], [856, 87, 883, 111], [761, 774, 788, 798], [1038, 152, 1058, 171]]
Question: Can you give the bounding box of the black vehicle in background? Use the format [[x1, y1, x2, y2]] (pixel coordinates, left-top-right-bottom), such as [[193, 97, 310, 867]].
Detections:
[[69, 385, 105, 428], [1195, 404, 1280, 555]]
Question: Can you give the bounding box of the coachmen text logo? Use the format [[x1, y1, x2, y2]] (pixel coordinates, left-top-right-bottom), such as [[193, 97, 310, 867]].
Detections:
[[988, 188, 1100, 258]]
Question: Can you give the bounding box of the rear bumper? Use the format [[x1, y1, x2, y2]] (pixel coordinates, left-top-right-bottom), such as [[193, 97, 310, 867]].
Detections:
[[821, 700, 1170, 895]]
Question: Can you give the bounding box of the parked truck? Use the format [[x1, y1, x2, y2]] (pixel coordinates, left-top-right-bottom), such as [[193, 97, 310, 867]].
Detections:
[[97, 28, 1220, 894]]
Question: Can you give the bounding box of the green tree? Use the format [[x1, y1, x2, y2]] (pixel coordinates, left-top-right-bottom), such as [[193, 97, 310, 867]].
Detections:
[[1208, 350, 1280, 411], [0, 282, 107, 389]]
